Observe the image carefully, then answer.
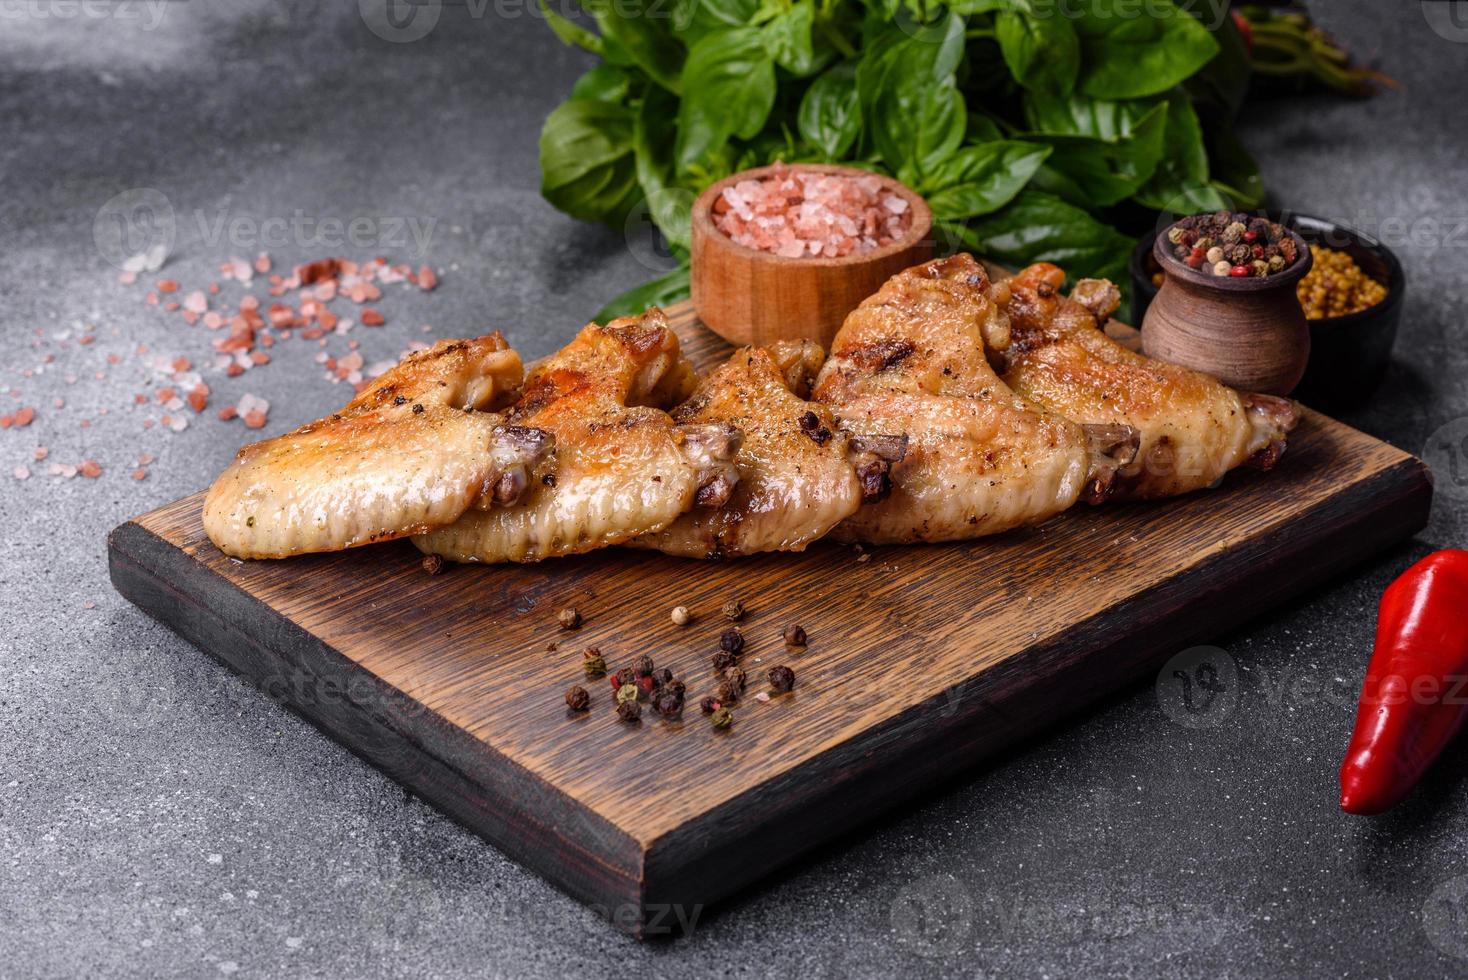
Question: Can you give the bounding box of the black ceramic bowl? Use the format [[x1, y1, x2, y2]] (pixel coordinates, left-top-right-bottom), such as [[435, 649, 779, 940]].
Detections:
[[1130, 212, 1404, 411]]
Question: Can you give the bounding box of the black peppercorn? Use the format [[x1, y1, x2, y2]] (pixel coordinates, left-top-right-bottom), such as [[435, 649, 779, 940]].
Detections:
[[421, 554, 444, 575], [719, 628, 745, 655], [722, 598, 745, 621], [557, 607, 582, 630], [653, 692, 682, 719], [700, 696, 721, 714], [411, 403, 425, 414], [616, 699, 641, 723], [715, 679, 740, 706], [725, 666, 747, 692], [655, 667, 674, 685], [783, 624, 807, 647], [564, 686, 590, 711], [609, 667, 636, 692], [633, 654, 655, 677], [712, 650, 737, 672], [768, 665, 795, 693], [665, 679, 687, 700]]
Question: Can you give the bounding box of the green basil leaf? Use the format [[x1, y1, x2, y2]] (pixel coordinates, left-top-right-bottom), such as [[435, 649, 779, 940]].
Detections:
[[1020, 99, 1168, 206], [594, 264, 692, 323], [539, 99, 641, 225], [762, 0, 826, 77], [950, 0, 1028, 13], [570, 64, 631, 103], [634, 87, 694, 251], [965, 113, 1007, 143], [1073, 0, 1219, 100], [676, 28, 777, 174], [1207, 125, 1265, 210], [798, 62, 862, 158], [1185, 0, 1249, 119], [949, 190, 1135, 282], [1132, 89, 1230, 212], [586, 0, 686, 94], [539, 0, 602, 54], [698, 0, 761, 27], [857, 15, 968, 185], [924, 140, 1051, 219], [995, 10, 1079, 94]]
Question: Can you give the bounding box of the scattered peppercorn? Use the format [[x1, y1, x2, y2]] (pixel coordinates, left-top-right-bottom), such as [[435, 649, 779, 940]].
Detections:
[[665, 679, 687, 700], [610, 667, 637, 692], [670, 605, 691, 626], [783, 624, 807, 647], [1297, 244, 1387, 319], [421, 554, 444, 575], [541, 472, 557, 487], [411, 403, 425, 414], [636, 674, 659, 698], [617, 699, 642, 723], [712, 650, 738, 672], [715, 679, 741, 706], [654, 667, 674, 685], [557, 607, 582, 630], [710, 707, 733, 729], [719, 628, 745, 655], [722, 598, 745, 621], [565, 685, 591, 711], [768, 665, 796, 693], [725, 666, 747, 693], [583, 648, 607, 677], [616, 683, 639, 705], [700, 695, 721, 714], [653, 691, 683, 719]]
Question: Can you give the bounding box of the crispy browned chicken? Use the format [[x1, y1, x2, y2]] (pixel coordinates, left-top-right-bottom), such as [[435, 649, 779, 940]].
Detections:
[[813, 254, 1139, 544], [414, 310, 742, 563], [1001, 263, 1300, 500], [203, 334, 551, 559], [633, 340, 906, 559]]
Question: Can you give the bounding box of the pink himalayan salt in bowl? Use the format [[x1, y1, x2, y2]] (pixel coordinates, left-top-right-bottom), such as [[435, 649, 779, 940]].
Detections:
[[711, 164, 914, 260]]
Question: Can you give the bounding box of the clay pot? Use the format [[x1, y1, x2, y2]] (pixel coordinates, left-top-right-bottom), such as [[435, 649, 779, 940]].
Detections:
[[1141, 230, 1314, 395], [691, 164, 934, 349]]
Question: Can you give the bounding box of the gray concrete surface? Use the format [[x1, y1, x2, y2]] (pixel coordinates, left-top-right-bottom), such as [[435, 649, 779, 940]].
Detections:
[[2, 2, 1466, 977]]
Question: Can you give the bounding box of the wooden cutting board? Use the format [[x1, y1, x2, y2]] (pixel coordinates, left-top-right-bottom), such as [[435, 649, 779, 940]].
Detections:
[[109, 301, 1433, 936]]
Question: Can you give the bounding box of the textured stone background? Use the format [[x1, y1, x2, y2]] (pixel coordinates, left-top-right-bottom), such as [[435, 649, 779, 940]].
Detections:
[[2, 2, 1466, 976]]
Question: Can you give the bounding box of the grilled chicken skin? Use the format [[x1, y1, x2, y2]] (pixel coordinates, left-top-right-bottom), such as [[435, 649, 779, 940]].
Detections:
[[203, 333, 551, 559], [1000, 263, 1300, 501], [414, 310, 741, 563], [633, 340, 907, 559], [813, 253, 1139, 545]]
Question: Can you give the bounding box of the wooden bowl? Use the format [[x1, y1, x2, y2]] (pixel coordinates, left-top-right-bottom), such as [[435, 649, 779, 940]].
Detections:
[[690, 164, 934, 349], [1141, 228, 1314, 396]]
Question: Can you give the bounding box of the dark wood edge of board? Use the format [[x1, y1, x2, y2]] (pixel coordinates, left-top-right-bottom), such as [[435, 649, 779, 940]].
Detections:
[[639, 454, 1434, 915], [108, 453, 1434, 937], [106, 520, 653, 926]]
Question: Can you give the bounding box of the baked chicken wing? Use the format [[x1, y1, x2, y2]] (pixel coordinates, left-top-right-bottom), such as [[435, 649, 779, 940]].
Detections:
[[813, 254, 1139, 544], [1000, 263, 1300, 501], [203, 334, 551, 559], [414, 310, 741, 563], [633, 340, 906, 559]]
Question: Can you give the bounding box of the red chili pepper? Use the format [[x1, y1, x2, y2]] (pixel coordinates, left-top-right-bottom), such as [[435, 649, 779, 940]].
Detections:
[[1340, 550, 1468, 815]]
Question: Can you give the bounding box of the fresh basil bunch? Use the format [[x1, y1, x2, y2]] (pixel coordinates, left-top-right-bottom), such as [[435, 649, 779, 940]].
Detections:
[[539, 0, 1260, 320]]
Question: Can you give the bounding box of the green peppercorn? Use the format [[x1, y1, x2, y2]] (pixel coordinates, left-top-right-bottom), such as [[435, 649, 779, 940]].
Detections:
[[583, 648, 606, 677], [710, 707, 733, 729], [616, 683, 639, 705]]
